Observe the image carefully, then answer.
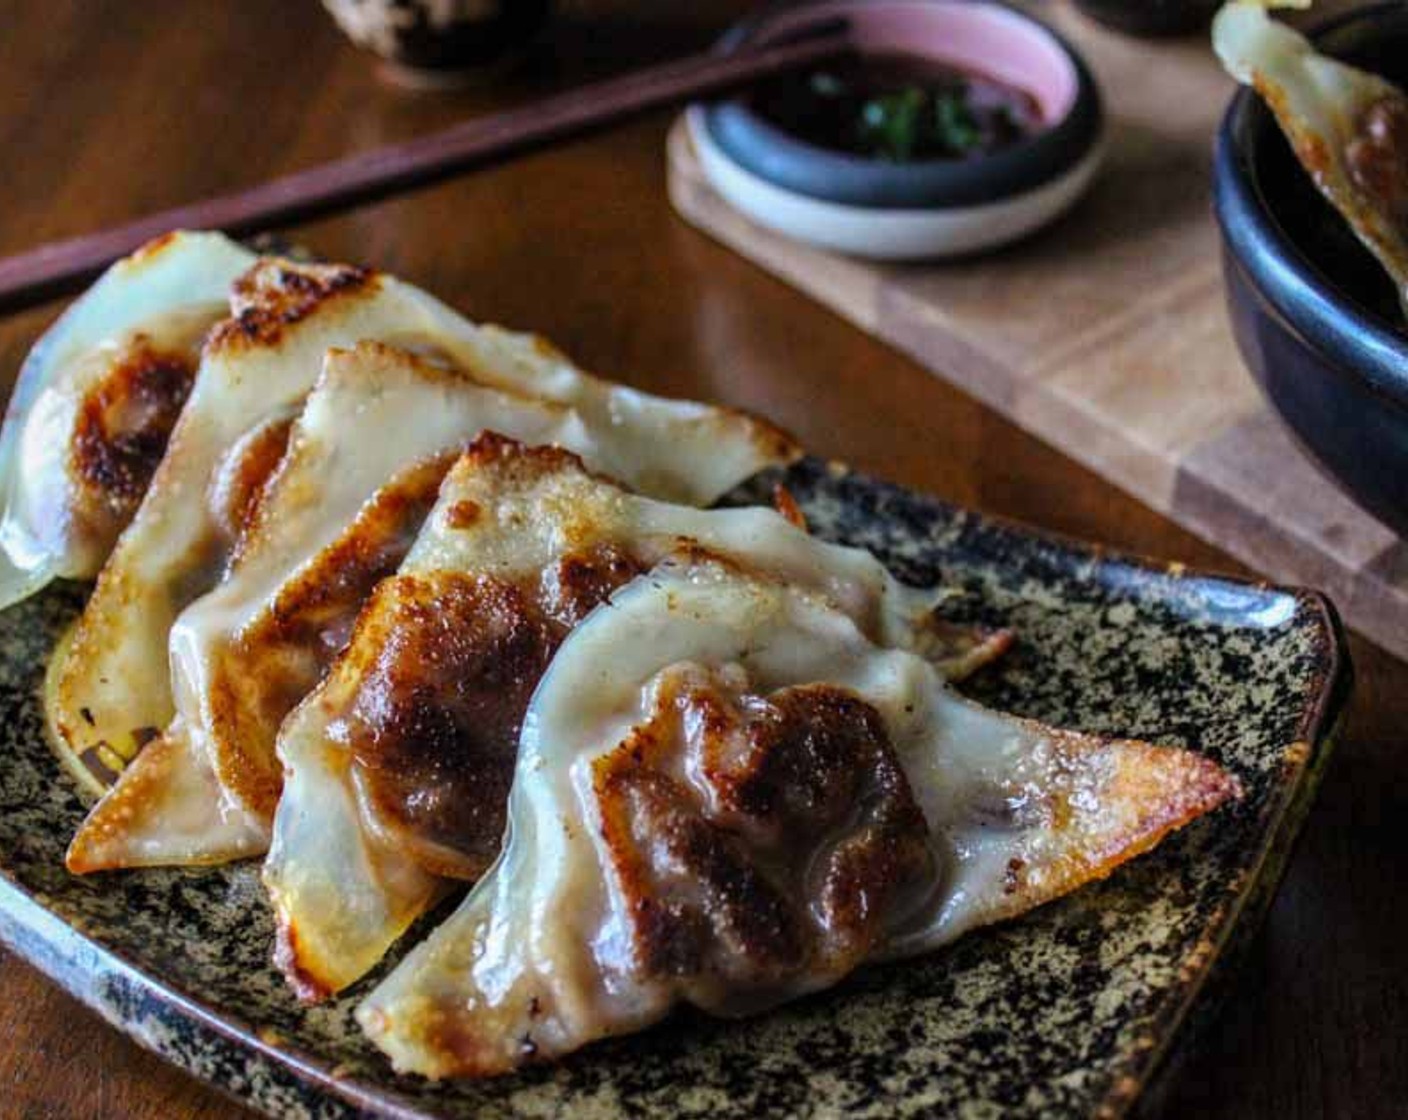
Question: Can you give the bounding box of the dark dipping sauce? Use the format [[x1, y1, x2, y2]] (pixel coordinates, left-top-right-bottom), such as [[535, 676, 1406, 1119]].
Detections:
[[751, 52, 1042, 163]]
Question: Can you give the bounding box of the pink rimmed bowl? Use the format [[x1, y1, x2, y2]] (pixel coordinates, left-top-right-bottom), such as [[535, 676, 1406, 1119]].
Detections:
[[689, 0, 1105, 260]]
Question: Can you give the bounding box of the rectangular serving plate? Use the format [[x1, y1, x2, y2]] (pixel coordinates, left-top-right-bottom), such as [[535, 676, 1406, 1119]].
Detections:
[[0, 458, 1348, 1119]]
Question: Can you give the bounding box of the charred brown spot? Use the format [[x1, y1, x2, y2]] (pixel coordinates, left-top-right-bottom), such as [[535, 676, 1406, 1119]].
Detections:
[[130, 231, 180, 263], [334, 573, 555, 879], [593, 674, 932, 1004], [459, 429, 595, 480], [710, 687, 897, 823], [211, 414, 295, 549], [445, 499, 481, 529], [1004, 857, 1027, 895], [1346, 96, 1408, 236], [710, 401, 801, 467], [446, 433, 625, 515], [538, 542, 646, 629], [599, 758, 807, 982], [327, 543, 644, 879], [740, 689, 930, 951], [771, 484, 807, 531], [916, 616, 1016, 682], [273, 920, 334, 1004], [70, 338, 197, 530], [211, 261, 375, 348]]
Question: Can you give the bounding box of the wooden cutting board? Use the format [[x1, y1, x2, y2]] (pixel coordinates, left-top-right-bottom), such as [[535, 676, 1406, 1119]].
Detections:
[[667, 3, 1408, 661]]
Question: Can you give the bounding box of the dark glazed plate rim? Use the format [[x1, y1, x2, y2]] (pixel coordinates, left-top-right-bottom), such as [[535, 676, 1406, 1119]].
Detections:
[[0, 458, 1350, 1119], [703, 0, 1104, 209], [1212, 1, 1408, 414]]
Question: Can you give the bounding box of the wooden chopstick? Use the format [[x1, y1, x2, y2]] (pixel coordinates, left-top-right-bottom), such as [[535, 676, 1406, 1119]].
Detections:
[[0, 19, 853, 316]]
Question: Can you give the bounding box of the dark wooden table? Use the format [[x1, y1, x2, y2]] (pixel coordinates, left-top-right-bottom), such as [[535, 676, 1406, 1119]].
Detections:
[[0, 2, 1403, 1117]]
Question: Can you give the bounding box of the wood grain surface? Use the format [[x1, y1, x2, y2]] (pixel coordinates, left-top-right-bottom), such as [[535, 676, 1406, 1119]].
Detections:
[[0, 2, 1403, 1118], [668, 0, 1408, 666]]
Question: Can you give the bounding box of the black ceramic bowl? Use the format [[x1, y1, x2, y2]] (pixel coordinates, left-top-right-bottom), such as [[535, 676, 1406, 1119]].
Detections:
[[1213, 2, 1408, 535], [322, 0, 553, 86], [1074, 0, 1220, 38]]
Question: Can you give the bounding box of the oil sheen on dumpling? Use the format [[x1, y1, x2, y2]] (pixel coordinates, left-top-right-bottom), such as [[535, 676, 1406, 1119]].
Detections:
[[357, 556, 1240, 1079], [265, 436, 964, 1000], [1214, 0, 1408, 313], [48, 258, 797, 797], [0, 230, 255, 612], [65, 340, 791, 872]]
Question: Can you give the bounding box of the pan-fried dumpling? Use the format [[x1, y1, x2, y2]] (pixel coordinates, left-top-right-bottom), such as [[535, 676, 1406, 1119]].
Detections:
[[48, 260, 797, 795], [265, 437, 972, 1000], [65, 341, 790, 871], [357, 556, 1239, 1079], [0, 230, 255, 610], [1214, 0, 1408, 313]]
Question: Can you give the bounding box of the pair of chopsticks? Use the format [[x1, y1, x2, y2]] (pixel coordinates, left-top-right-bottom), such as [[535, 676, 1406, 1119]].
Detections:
[[0, 19, 853, 316]]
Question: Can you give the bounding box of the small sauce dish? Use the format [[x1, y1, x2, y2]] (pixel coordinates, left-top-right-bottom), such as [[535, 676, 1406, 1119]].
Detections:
[[689, 0, 1105, 260]]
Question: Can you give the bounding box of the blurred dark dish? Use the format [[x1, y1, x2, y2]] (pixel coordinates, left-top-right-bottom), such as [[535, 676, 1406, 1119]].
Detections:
[[1075, 0, 1219, 38], [1214, 3, 1408, 534], [322, 0, 552, 87]]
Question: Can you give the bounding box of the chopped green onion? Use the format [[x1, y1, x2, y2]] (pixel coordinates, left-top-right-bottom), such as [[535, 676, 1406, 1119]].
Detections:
[[934, 89, 981, 153], [859, 88, 926, 161]]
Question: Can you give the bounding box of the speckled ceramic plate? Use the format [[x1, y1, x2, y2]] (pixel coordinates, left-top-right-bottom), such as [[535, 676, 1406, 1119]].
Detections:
[[0, 457, 1348, 1119]]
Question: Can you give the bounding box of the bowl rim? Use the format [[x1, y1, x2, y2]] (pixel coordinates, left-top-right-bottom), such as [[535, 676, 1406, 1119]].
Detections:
[[1212, 0, 1408, 413], [685, 103, 1106, 261], [702, 0, 1104, 210]]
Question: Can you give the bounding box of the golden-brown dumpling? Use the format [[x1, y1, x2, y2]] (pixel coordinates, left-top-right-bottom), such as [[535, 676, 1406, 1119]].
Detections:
[[49, 258, 797, 796], [264, 438, 1179, 1006], [357, 556, 1239, 1079], [0, 230, 254, 614], [65, 339, 793, 872]]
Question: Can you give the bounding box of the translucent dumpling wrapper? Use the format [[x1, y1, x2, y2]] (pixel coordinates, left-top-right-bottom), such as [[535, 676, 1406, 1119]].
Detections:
[[0, 230, 256, 613], [65, 340, 793, 872], [357, 556, 1240, 1079], [48, 258, 797, 796], [1214, 0, 1408, 315], [265, 437, 976, 1000]]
